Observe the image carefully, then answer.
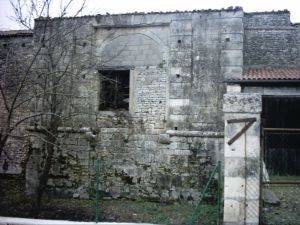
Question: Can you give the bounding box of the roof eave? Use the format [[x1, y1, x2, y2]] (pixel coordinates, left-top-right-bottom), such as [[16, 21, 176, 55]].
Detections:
[[225, 79, 300, 84]]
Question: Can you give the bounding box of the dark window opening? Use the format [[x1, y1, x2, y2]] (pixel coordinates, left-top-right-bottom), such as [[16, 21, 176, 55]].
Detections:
[[99, 70, 129, 111], [262, 96, 300, 179]]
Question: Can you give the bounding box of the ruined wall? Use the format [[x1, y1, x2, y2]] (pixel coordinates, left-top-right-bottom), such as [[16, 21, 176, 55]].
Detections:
[[5, 8, 299, 203], [26, 128, 94, 198], [22, 10, 240, 201], [89, 10, 242, 201], [24, 16, 100, 197], [0, 33, 33, 174], [244, 11, 299, 68]]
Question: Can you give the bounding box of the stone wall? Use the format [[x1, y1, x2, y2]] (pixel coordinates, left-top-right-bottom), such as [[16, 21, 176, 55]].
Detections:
[[2, 8, 299, 203], [23, 10, 236, 201], [0, 34, 33, 174], [244, 11, 299, 68], [26, 128, 93, 198]]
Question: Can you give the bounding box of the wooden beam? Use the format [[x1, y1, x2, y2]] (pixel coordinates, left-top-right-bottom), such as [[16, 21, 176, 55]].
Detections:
[[263, 180, 300, 185], [227, 117, 257, 124], [263, 127, 300, 132], [227, 117, 257, 145]]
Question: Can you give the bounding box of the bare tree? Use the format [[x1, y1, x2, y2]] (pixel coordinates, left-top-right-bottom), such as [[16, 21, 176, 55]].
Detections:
[[0, 28, 43, 168], [10, 0, 86, 29], [30, 18, 88, 212], [2, 0, 129, 214], [0, 0, 86, 160], [0, 0, 89, 213]]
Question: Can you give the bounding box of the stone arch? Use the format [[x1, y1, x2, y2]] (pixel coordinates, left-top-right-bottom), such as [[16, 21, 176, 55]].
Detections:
[[96, 30, 168, 67]]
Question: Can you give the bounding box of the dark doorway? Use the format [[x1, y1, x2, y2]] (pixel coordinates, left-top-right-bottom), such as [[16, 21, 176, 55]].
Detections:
[[262, 96, 300, 179], [261, 96, 300, 225]]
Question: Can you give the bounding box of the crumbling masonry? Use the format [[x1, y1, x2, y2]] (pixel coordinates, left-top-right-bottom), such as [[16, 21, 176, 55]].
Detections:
[[1, 7, 300, 225]]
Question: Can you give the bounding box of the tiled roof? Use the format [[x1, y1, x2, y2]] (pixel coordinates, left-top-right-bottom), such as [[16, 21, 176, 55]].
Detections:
[[0, 30, 33, 37], [241, 67, 300, 81]]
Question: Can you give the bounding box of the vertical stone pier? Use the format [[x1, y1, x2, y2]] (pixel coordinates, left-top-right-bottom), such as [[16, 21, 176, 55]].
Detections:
[[223, 92, 262, 225]]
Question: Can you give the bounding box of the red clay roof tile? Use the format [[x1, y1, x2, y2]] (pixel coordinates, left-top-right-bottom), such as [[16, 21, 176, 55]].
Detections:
[[241, 67, 300, 80]]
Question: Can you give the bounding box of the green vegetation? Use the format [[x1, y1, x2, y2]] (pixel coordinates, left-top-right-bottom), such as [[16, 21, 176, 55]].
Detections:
[[0, 177, 220, 225], [5, 175, 300, 225]]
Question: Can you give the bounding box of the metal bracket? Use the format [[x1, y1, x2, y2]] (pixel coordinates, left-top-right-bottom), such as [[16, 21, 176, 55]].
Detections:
[[227, 117, 257, 145]]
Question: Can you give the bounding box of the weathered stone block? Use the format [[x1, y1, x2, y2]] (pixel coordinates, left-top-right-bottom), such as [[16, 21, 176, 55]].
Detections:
[[169, 82, 191, 99], [170, 20, 192, 35], [223, 93, 262, 113], [224, 157, 245, 177], [220, 49, 243, 66], [226, 84, 241, 93], [169, 99, 190, 107], [224, 177, 246, 199], [158, 133, 170, 144], [221, 66, 243, 80], [221, 17, 244, 34], [223, 199, 243, 223], [221, 9, 244, 18]]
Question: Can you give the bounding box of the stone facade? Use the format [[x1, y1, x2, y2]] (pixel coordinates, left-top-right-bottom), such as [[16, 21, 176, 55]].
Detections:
[[19, 8, 241, 201], [1, 7, 300, 224], [244, 11, 300, 68], [0, 32, 33, 174]]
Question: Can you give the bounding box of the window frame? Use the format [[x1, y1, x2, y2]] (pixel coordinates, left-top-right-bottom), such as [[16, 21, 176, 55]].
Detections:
[[98, 69, 131, 111]]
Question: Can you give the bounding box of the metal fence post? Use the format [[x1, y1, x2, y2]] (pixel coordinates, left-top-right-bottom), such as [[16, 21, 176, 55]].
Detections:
[[217, 160, 221, 225], [95, 159, 100, 223], [187, 163, 219, 225]]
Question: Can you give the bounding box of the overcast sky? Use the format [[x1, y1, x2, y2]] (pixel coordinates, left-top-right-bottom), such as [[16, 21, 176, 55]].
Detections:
[[0, 0, 300, 30]]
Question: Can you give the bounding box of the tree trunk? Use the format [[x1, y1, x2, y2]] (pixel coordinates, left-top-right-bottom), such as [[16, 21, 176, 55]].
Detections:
[[31, 118, 60, 216], [0, 135, 9, 159]]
